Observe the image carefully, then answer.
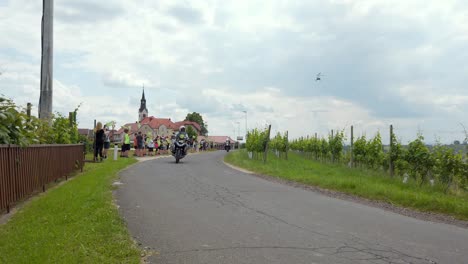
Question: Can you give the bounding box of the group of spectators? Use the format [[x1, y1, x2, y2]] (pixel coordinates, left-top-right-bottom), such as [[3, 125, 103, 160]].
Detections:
[[198, 139, 213, 151], [132, 131, 172, 157]]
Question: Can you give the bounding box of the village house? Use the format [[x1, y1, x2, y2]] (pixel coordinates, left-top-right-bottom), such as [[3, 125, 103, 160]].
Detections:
[[113, 89, 202, 142]]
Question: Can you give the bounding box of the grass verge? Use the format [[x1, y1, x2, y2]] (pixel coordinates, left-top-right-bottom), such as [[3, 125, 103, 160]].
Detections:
[[0, 157, 140, 264], [225, 150, 468, 221]]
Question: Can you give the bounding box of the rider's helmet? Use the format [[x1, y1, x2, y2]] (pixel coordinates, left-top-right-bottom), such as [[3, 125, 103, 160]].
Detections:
[[179, 125, 186, 132]]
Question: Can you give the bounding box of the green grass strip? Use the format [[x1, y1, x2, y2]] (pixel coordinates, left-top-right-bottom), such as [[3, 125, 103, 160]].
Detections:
[[225, 150, 468, 220], [0, 158, 140, 264]]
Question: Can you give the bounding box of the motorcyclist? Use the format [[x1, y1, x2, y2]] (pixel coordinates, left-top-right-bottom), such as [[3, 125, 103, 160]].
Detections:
[[225, 138, 231, 151], [172, 126, 189, 154]]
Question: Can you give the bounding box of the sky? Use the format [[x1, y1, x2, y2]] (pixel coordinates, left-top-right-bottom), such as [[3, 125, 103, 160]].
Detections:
[[1, 0, 468, 144]]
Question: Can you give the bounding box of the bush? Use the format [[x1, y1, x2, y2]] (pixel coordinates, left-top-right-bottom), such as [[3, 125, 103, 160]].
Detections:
[[0, 95, 80, 145]]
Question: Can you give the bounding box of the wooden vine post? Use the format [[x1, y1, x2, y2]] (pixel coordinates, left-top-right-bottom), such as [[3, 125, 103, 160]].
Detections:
[[389, 124, 394, 177], [350, 125, 354, 167], [263, 125, 272, 164]]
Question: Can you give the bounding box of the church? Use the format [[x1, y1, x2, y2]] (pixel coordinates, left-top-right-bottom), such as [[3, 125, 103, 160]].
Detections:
[[113, 89, 202, 141]]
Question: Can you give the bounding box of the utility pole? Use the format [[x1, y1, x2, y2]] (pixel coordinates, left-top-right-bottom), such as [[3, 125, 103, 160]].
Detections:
[[39, 0, 54, 120]]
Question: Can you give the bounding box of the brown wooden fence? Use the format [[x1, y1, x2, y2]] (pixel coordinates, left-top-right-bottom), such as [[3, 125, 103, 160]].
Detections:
[[0, 144, 84, 213]]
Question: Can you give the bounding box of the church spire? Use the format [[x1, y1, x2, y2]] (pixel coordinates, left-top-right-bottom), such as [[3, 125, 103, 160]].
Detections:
[[139, 86, 148, 121]]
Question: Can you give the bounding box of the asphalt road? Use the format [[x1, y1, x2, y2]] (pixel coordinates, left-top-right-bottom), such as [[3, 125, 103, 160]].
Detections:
[[116, 151, 468, 264]]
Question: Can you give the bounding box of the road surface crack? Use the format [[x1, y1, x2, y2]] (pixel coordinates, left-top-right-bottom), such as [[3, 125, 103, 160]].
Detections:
[[169, 245, 336, 254]]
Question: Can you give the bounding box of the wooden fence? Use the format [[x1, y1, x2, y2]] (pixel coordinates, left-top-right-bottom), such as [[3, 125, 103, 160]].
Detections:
[[0, 144, 84, 213]]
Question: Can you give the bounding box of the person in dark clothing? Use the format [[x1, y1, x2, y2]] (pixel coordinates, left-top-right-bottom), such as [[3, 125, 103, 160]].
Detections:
[[94, 122, 105, 162], [136, 132, 144, 157]]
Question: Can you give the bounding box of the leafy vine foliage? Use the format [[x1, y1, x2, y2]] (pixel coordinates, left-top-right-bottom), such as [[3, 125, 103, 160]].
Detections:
[[248, 125, 468, 192], [0, 96, 80, 146], [245, 127, 270, 159], [270, 132, 289, 159]]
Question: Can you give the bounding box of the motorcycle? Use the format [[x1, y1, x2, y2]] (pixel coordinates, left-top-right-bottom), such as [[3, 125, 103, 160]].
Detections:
[[225, 143, 231, 152], [173, 138, 187, 163]]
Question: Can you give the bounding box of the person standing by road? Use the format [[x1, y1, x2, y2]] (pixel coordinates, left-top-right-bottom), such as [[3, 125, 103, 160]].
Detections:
[[94, 122, 105, 162], [136, 132, 144, 157], [133, 133, 138, 156], [103, 125, 111, 159], [166, 136, 172, 154], [121, 128, 131, 157], [157, 136, 164, 155]]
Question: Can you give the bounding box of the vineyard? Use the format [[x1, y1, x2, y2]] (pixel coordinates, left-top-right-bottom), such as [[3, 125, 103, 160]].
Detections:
[[245, 125, 468, 193]]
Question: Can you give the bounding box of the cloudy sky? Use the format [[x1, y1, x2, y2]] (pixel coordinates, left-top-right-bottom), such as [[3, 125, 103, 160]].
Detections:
[[1, 0, 467, 144]]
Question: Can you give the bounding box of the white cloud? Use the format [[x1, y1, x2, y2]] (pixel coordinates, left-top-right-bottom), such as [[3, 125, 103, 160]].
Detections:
[[1, 0, 468, 144]]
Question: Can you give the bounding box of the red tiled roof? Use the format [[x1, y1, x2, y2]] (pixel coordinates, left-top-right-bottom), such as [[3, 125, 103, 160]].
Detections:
[[145, 117, 176, 129], [115, 116, 204, 134], [173, 120, 202, 131], [115, 123, 140, 134], [115, 116, 177, 134]]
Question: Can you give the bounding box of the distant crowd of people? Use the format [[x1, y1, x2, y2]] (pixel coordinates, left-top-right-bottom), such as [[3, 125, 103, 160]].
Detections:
[[118, 129, 215, 158], [129, 131, 173, 157], [92, 121, 227, 161]]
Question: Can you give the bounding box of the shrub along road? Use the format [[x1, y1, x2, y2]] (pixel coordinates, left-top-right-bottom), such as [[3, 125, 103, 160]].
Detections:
[[117, 151, 468, 264]]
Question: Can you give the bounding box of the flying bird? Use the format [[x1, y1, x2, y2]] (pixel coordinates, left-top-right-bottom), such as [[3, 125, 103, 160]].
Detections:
[[316, 72, 324, 81]]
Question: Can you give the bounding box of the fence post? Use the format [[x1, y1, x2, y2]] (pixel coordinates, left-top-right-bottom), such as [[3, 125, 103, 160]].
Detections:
[[26, 103, 32, 119], [263, 125, 272, 164], [285, 130, 289, 160], [82, 143, 86, 172], [389, 124, 394, 177], [93, 119, 96, 162], [69, 112, 74, 127], [350, 125, 354, 167], [6, 144, 12, 213], [332, 130, 335, 163]]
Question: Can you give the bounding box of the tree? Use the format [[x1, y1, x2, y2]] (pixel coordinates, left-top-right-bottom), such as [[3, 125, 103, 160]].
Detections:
[[186, 126, 197, 141], [185, 112, 208, 136]]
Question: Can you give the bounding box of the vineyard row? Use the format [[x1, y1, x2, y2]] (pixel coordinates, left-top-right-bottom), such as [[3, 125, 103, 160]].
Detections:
[[245, 125, 468, 193]]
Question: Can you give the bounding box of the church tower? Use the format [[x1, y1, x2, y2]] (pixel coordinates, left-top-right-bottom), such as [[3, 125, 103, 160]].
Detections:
[[138, 88, 148, 122]]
